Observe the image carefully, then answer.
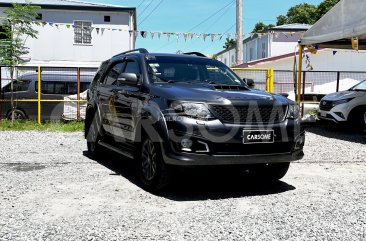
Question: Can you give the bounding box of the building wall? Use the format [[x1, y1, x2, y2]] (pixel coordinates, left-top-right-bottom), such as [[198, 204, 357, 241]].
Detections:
[[216, 48, 236, 67], [250, 50, 366, 71], [0, 8, 134, 67]]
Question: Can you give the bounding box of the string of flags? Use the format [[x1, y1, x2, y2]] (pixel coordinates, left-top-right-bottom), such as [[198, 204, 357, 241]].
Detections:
[[0, 16, 305, 42]]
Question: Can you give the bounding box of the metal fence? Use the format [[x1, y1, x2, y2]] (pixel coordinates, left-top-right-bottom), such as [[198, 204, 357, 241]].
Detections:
[[0, 66, 98, 123], [1, 66, 365, 122]]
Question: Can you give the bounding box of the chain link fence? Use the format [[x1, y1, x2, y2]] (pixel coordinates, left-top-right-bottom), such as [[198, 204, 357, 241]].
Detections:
[[1, 65, 365, 121], [0, 66, 98, 121]]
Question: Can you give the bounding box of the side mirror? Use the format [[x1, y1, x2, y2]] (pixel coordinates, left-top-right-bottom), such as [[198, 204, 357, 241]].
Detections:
[[279, 93, 289, 98], [244, 78, 255, 88], [117, 73, 138, 86]]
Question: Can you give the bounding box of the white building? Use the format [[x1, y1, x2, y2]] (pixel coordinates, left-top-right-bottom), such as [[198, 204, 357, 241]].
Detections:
[[215, 24, 311, 67], [0, 0, 136, 67], [236, 48, 366, 71]]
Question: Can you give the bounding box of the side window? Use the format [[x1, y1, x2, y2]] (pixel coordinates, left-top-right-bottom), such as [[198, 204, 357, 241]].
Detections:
[[104, 62, 125, 85], [35, 81, 66, 94], [124, 60, 140, 75], [66, 82, 77, 95], [118, 59, 141, 85], [90, 61, 109, 90], [3, 80, 30, 93]]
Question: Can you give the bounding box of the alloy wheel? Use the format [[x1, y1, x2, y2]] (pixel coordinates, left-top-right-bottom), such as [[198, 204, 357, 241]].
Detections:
[[141, 139, 157, 181]]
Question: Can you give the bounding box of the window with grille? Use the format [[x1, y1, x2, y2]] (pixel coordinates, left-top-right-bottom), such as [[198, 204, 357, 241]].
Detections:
[[74, 21, 92, 45]]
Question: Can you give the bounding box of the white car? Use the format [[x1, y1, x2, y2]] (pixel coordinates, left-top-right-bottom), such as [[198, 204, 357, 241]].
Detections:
[[318, 80, 366, 130]]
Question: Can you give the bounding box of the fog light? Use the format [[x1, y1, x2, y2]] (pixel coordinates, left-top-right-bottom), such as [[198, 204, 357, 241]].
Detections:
[[181, 138, 193, 149], [334, 112, 345, 119], [295, 135, 305, 150]]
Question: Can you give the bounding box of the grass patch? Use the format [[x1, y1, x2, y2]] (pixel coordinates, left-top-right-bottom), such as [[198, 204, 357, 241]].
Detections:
[[0, 119, 84, 132]]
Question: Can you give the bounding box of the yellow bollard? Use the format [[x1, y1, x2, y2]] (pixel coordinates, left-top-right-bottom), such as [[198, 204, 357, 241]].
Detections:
[[37, 66, 41, 124]]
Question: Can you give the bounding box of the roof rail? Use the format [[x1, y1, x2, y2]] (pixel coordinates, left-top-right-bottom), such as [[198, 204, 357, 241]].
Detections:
[[183, 52, 206, 57], [113, 48, 149, 57]]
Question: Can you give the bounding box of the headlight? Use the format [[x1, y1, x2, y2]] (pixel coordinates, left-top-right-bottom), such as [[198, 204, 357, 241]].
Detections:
[[170, 102, 214, 120], [286, 104, 300, 119], [331, 98, 354, 107]]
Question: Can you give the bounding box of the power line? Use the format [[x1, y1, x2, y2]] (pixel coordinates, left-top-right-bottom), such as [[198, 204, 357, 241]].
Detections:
[[203, 2, 234, 33], [136, 0, 144, 8], [138, 0, 164, 26], [188, 0, 235, 32], [138, 0, 154, 18]]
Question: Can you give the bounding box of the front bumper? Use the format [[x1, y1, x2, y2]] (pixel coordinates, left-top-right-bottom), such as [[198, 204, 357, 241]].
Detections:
[[318, 110, 347, 124], [161, 117, 305, 166], [163, 149, 304, 166]]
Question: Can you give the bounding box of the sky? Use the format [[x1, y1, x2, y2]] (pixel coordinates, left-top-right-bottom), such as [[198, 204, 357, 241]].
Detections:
[[91, 0, 323, 55]]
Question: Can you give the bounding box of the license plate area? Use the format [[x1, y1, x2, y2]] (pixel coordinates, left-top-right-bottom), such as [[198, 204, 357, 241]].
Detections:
[[243, 130, 274, 144]]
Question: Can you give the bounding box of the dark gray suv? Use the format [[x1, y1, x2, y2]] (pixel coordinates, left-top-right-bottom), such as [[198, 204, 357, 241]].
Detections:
[[85, 49, 305, 191]]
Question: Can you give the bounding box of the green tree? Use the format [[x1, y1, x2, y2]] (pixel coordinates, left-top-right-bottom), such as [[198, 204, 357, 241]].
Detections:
[[276, 15, 287, 26], [272, 0, 340, 26], [223, 38, 236, 49], [252, 22, 275, 33], [317, 0, 340, 18], [285, 3, 318, 25], [0, 2, 40, 121]]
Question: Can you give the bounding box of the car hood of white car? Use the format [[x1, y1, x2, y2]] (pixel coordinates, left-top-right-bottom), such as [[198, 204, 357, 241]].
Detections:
[[322, 90, 364, 101]]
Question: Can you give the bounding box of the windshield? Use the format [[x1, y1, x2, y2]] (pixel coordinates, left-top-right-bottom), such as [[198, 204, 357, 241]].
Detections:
[[146, 56, 245, 86], [350, 79, 366, 91], [350, 80, 366, 91]]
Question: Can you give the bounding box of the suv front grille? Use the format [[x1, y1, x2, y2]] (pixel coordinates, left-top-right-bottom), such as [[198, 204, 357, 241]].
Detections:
[[210, 105, 288, 124], [319, 100, 333, 111]]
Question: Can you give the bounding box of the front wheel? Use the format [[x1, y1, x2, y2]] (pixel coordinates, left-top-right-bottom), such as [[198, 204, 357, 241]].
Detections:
[[348, 107, 366, 131], [139, 138, 170, 192], [85, 111, 102, 159], [249, 162, 290, 181]]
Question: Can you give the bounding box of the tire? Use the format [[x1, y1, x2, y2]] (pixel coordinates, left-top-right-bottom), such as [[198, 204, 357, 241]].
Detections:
[[6, 109, 26, 120], [85, 110, 102, 159], [139, 137, 170, 192], [348, 107, 366, 131], [250, 162, 290, 181]]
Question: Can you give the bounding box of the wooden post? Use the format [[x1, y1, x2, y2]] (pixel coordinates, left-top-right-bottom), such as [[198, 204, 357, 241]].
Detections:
[[77, 67, 81, 121]]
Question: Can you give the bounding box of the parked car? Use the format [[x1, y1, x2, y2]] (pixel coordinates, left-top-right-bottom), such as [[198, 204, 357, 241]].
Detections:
[[1, 73, 93, 120], [85, 49, 305, 191], [318, 79, 366, 130]]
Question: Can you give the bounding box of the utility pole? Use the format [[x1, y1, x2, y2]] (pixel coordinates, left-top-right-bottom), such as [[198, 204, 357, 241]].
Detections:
[[236, 0, 243, 65]]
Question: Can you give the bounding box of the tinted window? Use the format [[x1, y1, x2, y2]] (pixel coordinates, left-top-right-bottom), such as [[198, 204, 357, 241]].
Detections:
[[66, 82, 90, 94], [3, 80, 30, 93], [124, 60, 140, 75], [35, 81, 66, 94], [147, 57, 244, 86], [104, 62, 124, 85]]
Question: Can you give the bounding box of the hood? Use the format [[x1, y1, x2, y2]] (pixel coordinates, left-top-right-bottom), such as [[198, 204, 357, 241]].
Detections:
[[149, 83, 289, 105], [322, 90, 363, 101]]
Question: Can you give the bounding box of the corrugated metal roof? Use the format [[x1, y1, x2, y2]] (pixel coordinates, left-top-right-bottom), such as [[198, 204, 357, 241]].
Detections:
[[0, 0, 129, 9], [270, 23, 312, 30]]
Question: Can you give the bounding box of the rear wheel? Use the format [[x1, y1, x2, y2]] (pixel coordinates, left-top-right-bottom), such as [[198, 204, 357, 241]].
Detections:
[[250, 162, 290, 181], [348, 107, 366, 131], [139, 137, 170, 192], [7, 109, 26, 120]]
